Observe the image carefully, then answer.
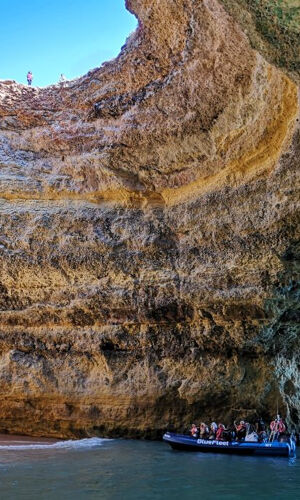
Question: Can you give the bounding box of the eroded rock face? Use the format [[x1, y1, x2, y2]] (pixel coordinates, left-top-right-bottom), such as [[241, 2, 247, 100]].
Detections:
[[0, 0, 299, 438], [219, 0, 300, 84]]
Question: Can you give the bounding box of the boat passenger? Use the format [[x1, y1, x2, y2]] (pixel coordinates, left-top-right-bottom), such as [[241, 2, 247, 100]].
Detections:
[[190, 423, 199, 438], [278, 417, 286, 436], [208, 422, 217, 440], [199, 422, 209, 439], [255, 417, 266, 433], [216, 423, 225, 441], [222, 425, 234, 442], [245, 423, 259, 442], [270, 415, 286, 441], [255, 418, 267, 442], [235, 420, 246, 441]]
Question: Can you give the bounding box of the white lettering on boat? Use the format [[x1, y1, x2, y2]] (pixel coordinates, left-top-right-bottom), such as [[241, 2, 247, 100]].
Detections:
[[197, 439, 229, 446]]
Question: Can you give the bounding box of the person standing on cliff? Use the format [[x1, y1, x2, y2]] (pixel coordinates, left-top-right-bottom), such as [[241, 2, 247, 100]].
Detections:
[[27, 71, 33, 86], [59, 73, 67, 85]]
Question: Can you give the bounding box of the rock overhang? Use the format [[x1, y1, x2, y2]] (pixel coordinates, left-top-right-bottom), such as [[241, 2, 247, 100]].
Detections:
[[0, 0, 299, 437]]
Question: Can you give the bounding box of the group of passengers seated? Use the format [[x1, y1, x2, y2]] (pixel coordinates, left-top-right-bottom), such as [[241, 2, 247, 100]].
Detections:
[[190, 415, 289, 443]]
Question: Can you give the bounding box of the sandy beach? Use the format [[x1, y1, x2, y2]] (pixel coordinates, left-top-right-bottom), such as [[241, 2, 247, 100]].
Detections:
[[0, 434, 59, 446]]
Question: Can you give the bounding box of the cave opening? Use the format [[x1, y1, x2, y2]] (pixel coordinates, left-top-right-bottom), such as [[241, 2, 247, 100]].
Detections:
[[0, 0, 137, 87]]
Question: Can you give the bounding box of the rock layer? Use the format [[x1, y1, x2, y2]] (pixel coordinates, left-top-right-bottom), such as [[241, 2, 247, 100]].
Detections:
[[0, 0, 299, 438]]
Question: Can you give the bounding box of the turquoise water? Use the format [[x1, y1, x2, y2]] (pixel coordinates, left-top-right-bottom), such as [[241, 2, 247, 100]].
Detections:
[[0, 436, 299, 499]]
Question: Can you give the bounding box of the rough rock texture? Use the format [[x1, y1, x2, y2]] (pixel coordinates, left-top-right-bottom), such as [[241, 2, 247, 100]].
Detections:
[[0, 0, 299, 438], [219, 0, 300, 84]]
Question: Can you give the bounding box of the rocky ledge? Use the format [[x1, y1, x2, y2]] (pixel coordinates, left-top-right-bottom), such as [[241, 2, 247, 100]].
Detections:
[[0, 0, 299, 438]]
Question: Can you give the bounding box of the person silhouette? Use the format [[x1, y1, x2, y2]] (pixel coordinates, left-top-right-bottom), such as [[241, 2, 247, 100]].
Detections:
[[59, 74, 67, 85], [27, 71, 33, 86]]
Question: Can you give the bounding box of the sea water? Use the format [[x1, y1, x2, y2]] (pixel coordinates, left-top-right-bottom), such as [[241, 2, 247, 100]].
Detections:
[[0, 435, 299, 499]]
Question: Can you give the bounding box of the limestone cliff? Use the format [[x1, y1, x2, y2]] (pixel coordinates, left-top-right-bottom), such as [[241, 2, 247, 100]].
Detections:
[[0, 0, 299, 438]]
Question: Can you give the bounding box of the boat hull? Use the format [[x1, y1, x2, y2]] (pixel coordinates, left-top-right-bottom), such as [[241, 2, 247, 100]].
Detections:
[[163, 433, 296, 457]]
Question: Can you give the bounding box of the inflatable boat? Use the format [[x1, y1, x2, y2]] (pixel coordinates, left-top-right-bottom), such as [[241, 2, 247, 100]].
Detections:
[[163, 432, 296, 457]]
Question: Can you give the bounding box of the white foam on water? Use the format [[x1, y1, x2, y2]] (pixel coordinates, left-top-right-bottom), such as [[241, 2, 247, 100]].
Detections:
[[0, 437, 110, 451]]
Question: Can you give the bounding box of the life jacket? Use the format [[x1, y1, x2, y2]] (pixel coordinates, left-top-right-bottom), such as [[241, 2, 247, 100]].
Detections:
[[278, 420, 286, 433], [270, 420, 278, 432], [216, 427, 224, 440]]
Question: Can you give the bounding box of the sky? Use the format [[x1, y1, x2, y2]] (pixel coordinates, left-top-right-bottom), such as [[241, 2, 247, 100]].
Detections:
[[0, 0, 137, 87]]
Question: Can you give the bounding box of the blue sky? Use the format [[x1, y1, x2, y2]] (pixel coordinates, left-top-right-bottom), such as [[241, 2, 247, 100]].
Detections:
[[0, 0, 137, 87]]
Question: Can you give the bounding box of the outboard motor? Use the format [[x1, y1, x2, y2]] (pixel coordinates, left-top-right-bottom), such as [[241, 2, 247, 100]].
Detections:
[[288, 435, 297, 457]]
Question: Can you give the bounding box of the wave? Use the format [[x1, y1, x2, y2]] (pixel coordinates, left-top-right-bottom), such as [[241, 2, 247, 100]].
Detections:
[[0, 437, 110, 451]]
